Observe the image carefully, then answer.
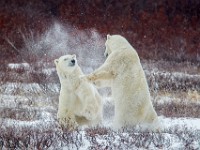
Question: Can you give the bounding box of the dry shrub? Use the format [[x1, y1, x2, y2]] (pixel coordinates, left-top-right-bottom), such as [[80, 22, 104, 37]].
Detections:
[[155, 101, 200, 118], [0, 124, 83, 150], [84, 126, 200, 149], [1, 0, 200, 62], [0, 107, 37, 121], [147, 70, 200, 92]]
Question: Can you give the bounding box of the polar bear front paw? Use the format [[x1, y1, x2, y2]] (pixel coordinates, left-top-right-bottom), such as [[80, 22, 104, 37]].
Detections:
[[80, 74, 96, 83], [93, 80, 102, 87], [79, 75, 88, 81], [87, 73, 97, 82]]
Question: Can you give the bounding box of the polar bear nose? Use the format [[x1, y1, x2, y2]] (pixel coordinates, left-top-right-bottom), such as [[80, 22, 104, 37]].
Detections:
[[71, 59, 75, 64]]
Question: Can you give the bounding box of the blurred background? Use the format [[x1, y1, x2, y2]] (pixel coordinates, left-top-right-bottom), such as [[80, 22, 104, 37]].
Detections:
[[0, 0, 199, 63]]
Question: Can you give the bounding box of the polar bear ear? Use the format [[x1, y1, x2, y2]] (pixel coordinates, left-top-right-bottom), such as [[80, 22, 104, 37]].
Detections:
[[54, 59, 59, 65], [72, 54, 76, 58], [107, 34, 111, 40]]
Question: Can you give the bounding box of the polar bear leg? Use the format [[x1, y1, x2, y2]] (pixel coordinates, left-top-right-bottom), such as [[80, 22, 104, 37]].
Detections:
[[57, 109, 78, 130], [83, 104, 99, 121], [87, 71, 114, 82], [76, 86, 101, 122], [93, 79, 112, 88], [87, 62, 115, 82], [113, 114, 122, 129]]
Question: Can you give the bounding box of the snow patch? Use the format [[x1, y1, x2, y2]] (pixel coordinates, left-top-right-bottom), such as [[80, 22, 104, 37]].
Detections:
[[8, 63, 30, 69]]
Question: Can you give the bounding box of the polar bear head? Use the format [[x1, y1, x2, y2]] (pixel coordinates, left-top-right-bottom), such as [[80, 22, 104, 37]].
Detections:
[[104, 34, 131, 57], [54, 54, 77, 74]]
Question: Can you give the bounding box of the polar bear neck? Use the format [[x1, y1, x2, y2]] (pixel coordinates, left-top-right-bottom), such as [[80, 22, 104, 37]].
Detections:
[[58, 66, 83, 90], [59, 67, 82, 79]]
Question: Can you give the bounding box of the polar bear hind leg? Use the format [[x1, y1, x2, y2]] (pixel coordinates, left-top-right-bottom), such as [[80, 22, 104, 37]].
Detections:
[[57, 109, 78, 130]]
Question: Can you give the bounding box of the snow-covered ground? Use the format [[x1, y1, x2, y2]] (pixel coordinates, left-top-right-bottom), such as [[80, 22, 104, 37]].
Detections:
[[0, 61, 200, 149]]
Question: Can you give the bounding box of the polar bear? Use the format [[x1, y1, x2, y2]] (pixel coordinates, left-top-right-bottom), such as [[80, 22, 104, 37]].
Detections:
[[85, 35, 158, 130], [54, 54, 102, 130]]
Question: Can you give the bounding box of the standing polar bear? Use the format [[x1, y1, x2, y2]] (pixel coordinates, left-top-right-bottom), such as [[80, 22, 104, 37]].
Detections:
[[54, 54, 102, 130], [85, 35, 158, 130]]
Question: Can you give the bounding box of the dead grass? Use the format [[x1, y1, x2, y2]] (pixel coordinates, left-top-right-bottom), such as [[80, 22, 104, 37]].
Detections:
[[0, 123, 199, 149], [187, 90, 200, 103], [0, 60, 200, 149], [155, 101, 200, 118]]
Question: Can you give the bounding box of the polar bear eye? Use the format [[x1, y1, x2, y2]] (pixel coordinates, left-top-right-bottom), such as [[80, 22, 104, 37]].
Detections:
[[64, 58, 68, 61]]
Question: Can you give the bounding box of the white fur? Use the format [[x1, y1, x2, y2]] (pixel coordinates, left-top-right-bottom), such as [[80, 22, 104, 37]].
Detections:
[[54, 54, 102, 130], [86, 35, 159, 131]]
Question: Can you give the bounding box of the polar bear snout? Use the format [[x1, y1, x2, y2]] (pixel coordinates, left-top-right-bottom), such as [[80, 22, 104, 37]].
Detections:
[[71, 59, 75, 64], [69, 59, 76, 66]]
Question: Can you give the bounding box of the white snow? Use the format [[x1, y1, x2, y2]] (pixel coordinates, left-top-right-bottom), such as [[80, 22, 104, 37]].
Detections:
[[162, 117, 200, 130], [8, 63, 30, 69], [1, 62, 200, 149]]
